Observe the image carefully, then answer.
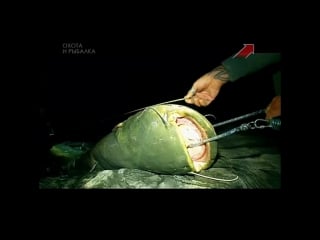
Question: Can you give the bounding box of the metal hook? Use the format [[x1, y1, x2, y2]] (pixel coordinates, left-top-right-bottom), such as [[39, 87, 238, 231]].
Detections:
[[254, 119, 272, 129], [204, 114, 216, 122]]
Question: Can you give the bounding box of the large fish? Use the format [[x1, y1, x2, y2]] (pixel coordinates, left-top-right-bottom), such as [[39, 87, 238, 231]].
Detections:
[[87, 104, 218, 174]]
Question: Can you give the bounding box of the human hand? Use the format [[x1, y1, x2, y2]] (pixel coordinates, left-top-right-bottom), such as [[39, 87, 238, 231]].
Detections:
[[265, 96, 281, 120], [184, 66, 229, 107]]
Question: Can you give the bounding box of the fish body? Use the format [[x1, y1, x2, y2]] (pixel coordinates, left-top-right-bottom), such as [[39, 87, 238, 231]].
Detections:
[[89, 104, 218, 174]]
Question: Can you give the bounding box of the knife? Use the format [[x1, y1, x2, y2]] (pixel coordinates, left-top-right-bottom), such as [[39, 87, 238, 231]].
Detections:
[[124, 97, 188, 115]]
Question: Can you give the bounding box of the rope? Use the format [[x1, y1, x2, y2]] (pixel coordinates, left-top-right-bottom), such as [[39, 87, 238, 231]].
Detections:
[[188, 172, 239, 182]]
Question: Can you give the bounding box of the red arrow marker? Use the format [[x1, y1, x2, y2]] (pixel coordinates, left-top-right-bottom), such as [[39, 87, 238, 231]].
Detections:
[[233, 44, 254, 58]]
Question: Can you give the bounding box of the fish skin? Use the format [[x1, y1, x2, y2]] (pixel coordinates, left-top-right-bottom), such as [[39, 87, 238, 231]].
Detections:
[[89, 104, 218, 174]]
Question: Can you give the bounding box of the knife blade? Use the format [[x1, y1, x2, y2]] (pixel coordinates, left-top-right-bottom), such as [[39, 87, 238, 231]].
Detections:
[[124, 97, 188, 115]]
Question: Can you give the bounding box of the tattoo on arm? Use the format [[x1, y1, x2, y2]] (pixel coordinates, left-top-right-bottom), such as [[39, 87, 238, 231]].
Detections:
[[211, 66, 229, 82]]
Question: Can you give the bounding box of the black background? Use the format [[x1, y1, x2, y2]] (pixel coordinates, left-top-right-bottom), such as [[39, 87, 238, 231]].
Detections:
[[42, 25, 281, 144]]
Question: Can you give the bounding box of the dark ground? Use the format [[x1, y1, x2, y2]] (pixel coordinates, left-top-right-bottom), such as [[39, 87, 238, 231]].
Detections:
[[39, 39, 282, 189], [39, 126, 281, 189]]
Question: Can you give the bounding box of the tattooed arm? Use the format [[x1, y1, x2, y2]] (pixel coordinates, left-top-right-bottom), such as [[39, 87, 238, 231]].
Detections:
[[184, 65, 230, 107], [222, 53, 280, 82], [185, 53, 281, 107]]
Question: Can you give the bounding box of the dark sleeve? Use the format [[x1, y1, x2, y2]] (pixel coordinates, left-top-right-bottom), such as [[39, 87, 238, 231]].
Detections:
[[222, 53, 281, 82]]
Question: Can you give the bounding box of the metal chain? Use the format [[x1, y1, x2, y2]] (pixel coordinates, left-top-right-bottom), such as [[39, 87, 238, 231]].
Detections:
[[188, 118, 281, 148]]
